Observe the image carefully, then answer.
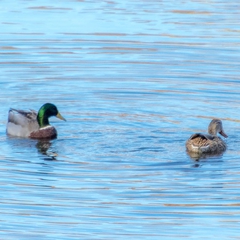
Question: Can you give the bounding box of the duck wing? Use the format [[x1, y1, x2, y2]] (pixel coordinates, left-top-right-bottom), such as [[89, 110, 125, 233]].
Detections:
[[186, 133, 226, 154], [7, 108, 39, 137], [189, 133, 215, 141], [186, 133, 214, 153], [8, 108, 37, 124]]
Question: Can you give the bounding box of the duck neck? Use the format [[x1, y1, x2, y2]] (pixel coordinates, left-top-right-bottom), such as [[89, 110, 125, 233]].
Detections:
[[208, 129, 217, 136], [37, 111, 50, 128]]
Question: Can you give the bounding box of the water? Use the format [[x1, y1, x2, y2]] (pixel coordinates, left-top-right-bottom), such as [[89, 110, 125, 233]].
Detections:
[[1, 0, 240, 239]]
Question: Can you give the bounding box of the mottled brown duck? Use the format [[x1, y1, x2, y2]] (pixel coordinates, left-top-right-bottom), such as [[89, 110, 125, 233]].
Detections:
[[186, 119, 227, 155], [6, 103, 66, 139]]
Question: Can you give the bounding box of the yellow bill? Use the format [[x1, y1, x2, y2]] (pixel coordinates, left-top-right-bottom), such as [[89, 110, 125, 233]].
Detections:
[[56, 112, 66, 121]]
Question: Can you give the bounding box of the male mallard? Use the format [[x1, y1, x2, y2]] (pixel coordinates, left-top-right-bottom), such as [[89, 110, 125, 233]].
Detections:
[[186, 119, 228, 154], [6, 103, 66, 139]]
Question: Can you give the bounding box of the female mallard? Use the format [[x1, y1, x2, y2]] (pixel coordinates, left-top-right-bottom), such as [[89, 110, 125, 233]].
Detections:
[[7, 103, 66, 139], [186, 119, 228, 154]]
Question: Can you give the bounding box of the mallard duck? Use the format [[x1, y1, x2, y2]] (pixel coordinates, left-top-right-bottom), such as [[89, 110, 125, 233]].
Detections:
[[6, 103, 66, 139], [186, 119, 228, 155]]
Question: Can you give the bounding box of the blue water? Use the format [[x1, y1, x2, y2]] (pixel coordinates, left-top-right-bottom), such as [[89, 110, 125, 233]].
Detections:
[[1, 0, 240, 239]]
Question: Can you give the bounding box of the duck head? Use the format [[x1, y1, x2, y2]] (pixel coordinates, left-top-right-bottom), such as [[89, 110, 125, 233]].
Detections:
[[208, 119, 228, 138], [37, 103, 66, 128]]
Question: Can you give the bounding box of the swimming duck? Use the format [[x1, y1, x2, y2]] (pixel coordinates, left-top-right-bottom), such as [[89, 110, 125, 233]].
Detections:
[[186, 119, 228, 155], [6, 103, 66, 139]]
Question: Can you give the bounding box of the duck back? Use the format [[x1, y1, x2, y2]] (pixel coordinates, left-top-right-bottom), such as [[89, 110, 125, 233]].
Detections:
[[7, 109, 39, 137], [186, 133, 226, 154]]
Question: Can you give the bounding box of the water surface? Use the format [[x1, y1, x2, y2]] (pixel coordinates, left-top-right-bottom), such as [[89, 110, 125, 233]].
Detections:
[[1, 0, 240, 239]]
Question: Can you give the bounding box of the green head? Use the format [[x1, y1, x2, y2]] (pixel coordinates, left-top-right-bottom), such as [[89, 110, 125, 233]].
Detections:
[[37, 103, 66, 128]]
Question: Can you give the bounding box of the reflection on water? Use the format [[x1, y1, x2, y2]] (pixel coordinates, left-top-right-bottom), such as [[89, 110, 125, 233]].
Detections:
[[36, 140, 57, 160], [187, 150, 225, 161], [1, 0, 240, 239]]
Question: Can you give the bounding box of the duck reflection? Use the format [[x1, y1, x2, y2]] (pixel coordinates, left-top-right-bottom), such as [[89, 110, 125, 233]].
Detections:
[[36, 140, 58, 160], [187, 150, 224, 161]]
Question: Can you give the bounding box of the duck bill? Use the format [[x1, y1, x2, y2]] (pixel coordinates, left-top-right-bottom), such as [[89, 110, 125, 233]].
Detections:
[[56, 112, 66, 121], [220, 130, 228, 138]]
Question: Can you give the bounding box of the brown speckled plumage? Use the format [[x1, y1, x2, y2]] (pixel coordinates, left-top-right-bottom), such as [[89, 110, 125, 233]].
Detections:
[[186, 119, 227, 155]]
